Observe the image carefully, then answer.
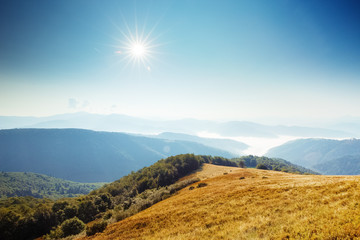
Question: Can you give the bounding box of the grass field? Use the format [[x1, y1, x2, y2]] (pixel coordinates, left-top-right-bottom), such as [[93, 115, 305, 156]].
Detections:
[[79, 164, 360, 240]]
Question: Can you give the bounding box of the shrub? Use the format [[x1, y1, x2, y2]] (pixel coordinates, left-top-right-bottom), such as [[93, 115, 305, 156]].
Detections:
[[103, 211, 112, 220], [256, 164, 268, 170], [86, 221, 107, 236], [46, 227, 64, 239], [78, 200, 98, 223], [189, 186, 195, 190], [197, 183, 208, 188], [60, 217, 85, 237], [239, 177, 245, 180], [114, 211, 131, 221]]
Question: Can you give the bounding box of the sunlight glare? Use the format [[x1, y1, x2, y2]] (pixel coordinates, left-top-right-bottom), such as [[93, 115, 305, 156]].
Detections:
[[113, 19, 161, 71], [131, 43, 146, 57]]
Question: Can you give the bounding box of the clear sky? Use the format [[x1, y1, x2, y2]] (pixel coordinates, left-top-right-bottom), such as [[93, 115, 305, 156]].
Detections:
[[1, 0, 360, 124]]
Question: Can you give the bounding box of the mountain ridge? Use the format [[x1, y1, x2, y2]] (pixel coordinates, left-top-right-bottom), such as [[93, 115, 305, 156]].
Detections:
[[0, 128, 235, 182], [266, 138, 360, 174], [0, 112, 354, 138]]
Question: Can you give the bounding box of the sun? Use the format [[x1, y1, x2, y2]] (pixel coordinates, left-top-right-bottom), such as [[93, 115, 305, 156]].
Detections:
[[114, 21, 160, 71], [130, 42, 146, 58]]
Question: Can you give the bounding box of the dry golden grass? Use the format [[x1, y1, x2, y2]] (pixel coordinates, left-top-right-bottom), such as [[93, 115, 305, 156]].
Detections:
[[79, 164, 360, 240]]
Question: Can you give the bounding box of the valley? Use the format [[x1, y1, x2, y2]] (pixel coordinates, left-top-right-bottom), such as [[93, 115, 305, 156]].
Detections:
[[0, 172, 104, 200]]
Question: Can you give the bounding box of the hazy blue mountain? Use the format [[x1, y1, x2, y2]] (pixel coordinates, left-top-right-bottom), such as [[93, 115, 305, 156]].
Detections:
[[313, 155, 360, 175], [0, 172, 104, 200], [154, 132, 248, 155], [0, 129, 235, 182], [266, 138, 360, 174], [0, 113, 353, 138], [329, 121, 360, 137], [0, 116, 41, 129]]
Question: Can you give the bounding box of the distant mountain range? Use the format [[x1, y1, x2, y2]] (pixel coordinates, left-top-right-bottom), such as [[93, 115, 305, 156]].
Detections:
[[266, 138, 360, 174], [152, 132, 248, 155], [0, 129, 235, 182], [0, 112, 356, 138], [313, 155, 360, 175]]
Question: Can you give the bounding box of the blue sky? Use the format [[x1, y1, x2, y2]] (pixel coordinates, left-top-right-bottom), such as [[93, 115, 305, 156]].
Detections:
[[1, 0, 360, 124]]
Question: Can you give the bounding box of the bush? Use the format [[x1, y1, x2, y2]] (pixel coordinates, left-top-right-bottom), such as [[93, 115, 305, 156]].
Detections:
[[60, 217, 85, 237], [197, 183, 208, 188], [86, 221, 107, 236], [46, 227, 64, 239], [256, 164, 268, 170], [189, 186, 195, 190]]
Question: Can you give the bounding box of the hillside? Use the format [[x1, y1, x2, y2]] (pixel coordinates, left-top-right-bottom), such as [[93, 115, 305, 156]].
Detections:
[[313, 155, 360, 175], [0, 172, 104, 200], [0, 129, 234, 182], [266, 138, 360, 174], [81, 164, 360, 239], [0, 154, 314, 240]]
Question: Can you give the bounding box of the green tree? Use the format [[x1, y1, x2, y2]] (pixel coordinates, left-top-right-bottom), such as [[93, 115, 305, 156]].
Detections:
[[60, 217, 85, 237], [78, 200, 98, 223]]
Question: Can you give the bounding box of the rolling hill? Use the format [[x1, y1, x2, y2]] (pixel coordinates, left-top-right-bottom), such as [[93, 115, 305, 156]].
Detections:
[[0, 129, 235, 182], [266, 138, 360, 174], [0, 172, 104, 200], [80, 164, 360, 239], [0, 154, 316, 240]]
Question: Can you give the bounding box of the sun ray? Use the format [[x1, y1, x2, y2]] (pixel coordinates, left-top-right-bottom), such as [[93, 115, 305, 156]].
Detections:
[[107, 14, 168, 73]]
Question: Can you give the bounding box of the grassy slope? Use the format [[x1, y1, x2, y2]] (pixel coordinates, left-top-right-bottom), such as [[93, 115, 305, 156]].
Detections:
[[80, 164, 360, 239]]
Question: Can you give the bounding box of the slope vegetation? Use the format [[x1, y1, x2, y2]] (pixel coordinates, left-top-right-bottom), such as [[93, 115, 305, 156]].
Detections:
[[0, 172, 104, 200], [0, 154, 314, 240], [0, 154, 222, 240], [313, 155, 360, 175], [82, 165, 360, 239]]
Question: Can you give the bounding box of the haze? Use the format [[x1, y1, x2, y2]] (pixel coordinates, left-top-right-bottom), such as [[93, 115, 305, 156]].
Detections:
[[1, 0, 360, 125]]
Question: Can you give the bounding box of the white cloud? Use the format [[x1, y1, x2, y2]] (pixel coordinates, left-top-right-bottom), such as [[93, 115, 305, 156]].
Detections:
[[68, 98, 79, 109], [68, 98, 90, 111], [82, 100, 90, 108]]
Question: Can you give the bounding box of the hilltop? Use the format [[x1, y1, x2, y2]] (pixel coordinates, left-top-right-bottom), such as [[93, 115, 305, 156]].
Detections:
[[81, 164, 360, 239]]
